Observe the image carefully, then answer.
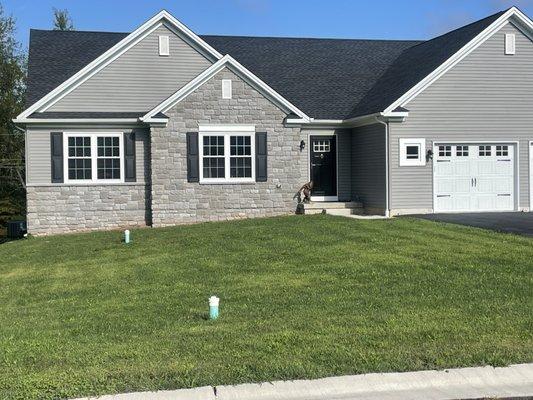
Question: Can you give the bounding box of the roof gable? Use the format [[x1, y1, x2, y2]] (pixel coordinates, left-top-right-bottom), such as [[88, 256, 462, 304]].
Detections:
[[46, 23, 213, 112], [379, 6, 533, 116], [18, 10, 223, 119], [142, 55, 310, 122], [348, 10, 506, 118]]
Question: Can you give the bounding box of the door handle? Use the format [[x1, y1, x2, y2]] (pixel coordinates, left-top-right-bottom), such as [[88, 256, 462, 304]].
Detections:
[[471, 178, 474, 187], [475, 178, 477, 186]]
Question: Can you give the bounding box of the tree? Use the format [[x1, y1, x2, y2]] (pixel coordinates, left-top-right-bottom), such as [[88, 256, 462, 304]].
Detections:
[[53, 8, 74, 31], [0, 2, 26, 222]]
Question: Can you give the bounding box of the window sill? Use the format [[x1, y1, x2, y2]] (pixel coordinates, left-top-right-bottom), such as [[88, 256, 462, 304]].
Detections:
[[199, 180, 256, 185]]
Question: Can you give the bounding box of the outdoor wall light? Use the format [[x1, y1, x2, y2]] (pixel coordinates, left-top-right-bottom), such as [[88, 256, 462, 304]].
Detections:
[[300, 140, 306, 151], [426, 149, 433, 161]]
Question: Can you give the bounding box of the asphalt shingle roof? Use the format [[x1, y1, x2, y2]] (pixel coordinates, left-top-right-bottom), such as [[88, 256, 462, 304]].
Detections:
[[25, 10, 506, 120]]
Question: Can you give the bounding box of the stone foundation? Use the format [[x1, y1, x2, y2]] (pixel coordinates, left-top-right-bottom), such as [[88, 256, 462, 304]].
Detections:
[[26, 184, 149, 236]]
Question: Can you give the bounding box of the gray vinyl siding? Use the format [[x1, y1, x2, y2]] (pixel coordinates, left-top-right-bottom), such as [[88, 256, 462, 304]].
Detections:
[[48, 24, 213, 112], [351, 123, 386, 209], [26, 127, 149, 184], [336, 129, 352, 201], [389, 22, 533, 211]]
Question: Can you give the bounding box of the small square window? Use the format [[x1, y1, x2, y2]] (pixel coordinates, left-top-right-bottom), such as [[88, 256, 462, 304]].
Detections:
[[456, 145, 469, 157], [406, 145, 419, 159], [496, 145, 508, 156], [479, 145, 492, 156], [438, 145, 451, 157], [400, 138, 425, 166]]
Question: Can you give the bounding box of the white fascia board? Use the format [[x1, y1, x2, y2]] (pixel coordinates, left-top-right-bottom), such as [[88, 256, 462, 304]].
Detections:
[[383, 7, 533, 114], [285, 112, 385, 128], [17, 10, 223, 119], [13, 118, 140, 125], [142, 55, 310, 121]]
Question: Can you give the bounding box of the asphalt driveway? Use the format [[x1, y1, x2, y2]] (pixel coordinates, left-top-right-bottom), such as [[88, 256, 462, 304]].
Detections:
[[408, 212, 533, 237]]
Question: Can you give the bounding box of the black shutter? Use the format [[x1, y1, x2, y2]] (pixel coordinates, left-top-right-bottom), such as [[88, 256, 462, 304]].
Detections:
[[187, 132, 199, 182], [124, 131, 136, 182], [50, 132, 63, 183], [255, 132, 267, 182]]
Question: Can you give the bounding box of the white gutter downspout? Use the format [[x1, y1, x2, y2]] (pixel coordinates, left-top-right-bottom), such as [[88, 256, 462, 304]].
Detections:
[[375, 117, 391, 217]]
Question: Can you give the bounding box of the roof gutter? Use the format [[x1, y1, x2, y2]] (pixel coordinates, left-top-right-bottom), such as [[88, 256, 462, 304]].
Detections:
[[285, 111, 407, 128]]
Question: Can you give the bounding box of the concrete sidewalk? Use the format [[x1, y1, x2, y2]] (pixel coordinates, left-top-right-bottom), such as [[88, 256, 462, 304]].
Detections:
[[74, 363, 533, 400]]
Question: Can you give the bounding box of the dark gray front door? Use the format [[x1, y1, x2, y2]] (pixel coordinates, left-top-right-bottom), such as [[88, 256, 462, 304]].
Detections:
[[310, 135, 336, 197]]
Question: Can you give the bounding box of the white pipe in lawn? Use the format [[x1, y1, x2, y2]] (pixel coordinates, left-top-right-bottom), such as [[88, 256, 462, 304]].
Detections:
[[209, 296, 219, 319]]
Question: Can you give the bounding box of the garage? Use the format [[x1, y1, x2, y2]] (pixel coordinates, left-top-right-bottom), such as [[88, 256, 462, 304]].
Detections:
[[433, 143, 516, 212]]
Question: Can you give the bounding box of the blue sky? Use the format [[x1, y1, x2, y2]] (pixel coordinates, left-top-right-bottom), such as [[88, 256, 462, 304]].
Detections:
[[3, 0, 533, 50]]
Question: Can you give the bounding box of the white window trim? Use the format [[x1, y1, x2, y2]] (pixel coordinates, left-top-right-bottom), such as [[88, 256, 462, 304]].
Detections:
[[63, 132, 124, 184], [159, 35, 170, 56], [198, 126, 255, 184], [222, 79, 232, 99], [399, 138, 426, 166]]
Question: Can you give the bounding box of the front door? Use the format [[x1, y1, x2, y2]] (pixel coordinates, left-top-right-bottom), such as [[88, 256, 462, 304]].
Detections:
[[310, 135, 336, 199]]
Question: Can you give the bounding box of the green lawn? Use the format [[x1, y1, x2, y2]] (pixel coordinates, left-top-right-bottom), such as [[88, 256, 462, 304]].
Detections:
[[0, 215, 532, 399]]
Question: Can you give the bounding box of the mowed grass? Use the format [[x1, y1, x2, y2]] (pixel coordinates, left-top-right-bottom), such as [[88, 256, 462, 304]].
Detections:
[[0, 215, 532, 399]]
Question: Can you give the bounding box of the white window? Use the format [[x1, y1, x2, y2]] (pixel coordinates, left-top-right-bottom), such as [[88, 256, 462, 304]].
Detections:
[[479, 145, 492, 157], [199, 126, 255, 183], [438, 145, 452, 157], [313, 140, 330, 153], [64, 133, 123, 183], [222, 79, 232, 99], [505, 33, 515, 55], [496, 145, 508, 156], [159, 35, 170, 56], [399, 138, 426, 166], [456, 145, 469, 157]]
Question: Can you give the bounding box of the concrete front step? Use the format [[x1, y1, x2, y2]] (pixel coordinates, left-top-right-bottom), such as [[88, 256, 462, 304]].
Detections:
[[304, 201, 363, 210], [303, 202, 365, 216]]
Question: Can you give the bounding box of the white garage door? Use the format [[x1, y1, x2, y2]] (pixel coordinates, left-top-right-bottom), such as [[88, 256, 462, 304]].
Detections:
[[434, 143, 515, 212]]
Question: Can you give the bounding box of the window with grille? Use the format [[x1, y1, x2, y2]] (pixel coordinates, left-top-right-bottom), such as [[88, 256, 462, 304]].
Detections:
[[439, 145, 452, 157], [64, 133, 123, 183], [479, 145, 492, 156], [67, 136, 92, 180], [313, 140, 330, 153], [199, 128, 255, 183], [456, 145, 469, 157], [496, 145, 508, 156]]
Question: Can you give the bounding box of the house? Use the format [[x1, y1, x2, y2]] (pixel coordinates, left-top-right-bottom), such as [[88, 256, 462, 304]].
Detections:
[[14, 7, 533, 235]]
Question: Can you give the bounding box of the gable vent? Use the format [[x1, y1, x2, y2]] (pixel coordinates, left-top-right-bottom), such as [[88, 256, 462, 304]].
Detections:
[[505, 33, 515, 55], [222, 79, 232, 99], [159, 35, 170, 56]]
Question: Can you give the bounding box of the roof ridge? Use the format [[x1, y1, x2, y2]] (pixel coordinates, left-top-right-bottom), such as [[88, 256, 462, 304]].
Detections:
[[30, 28, 129, 35], [201, 33, 423, 43]]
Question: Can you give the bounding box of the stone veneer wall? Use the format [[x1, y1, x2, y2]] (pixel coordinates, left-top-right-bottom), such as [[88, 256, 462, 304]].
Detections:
[[150, 67, 307, 227], [26, 184, 149, 235]]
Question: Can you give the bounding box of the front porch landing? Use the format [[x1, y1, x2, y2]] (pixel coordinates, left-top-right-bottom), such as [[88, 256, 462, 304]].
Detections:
[[303, 201, 364, 216]]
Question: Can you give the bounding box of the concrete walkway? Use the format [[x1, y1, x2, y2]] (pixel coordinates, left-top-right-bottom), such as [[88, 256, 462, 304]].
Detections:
[[74, 363, 533, 400]]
